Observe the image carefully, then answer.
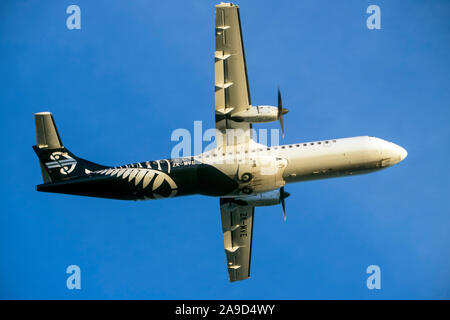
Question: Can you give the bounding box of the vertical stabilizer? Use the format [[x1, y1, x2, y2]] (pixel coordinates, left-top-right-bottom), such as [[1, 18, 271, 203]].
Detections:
[[33, 112, 107, 184], [35, 112, 63, 149]]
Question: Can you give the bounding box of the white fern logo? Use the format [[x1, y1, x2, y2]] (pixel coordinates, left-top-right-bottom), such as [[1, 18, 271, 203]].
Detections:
[[45, 152, 77, 175], [95, 167, 178, 199]]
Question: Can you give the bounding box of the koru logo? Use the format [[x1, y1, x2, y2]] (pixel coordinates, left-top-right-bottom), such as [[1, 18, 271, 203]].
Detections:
[[45, 152, 77, 175]]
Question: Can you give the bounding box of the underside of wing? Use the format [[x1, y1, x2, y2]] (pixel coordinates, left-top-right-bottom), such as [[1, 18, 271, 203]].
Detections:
[[220, 198, 254, 282], [215, 3, 252, 147]]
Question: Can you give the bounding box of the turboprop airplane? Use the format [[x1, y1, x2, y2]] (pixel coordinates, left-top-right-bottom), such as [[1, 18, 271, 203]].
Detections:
[[33, 3, 407, 282]]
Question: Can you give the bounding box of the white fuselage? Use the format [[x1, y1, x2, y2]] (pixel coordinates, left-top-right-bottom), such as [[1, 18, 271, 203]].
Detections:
[[198, 136, 407, 196], [279, 136, 407, 182]]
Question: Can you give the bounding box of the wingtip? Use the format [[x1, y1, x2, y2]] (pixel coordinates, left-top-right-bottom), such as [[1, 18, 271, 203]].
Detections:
[[216, 2, 238, 8]]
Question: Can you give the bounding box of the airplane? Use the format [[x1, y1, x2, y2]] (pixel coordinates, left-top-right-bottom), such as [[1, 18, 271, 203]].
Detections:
[[33, 2, 407, 282]]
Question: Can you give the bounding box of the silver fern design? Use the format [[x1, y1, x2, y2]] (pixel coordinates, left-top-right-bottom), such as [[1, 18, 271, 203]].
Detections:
[[91, 167, 178, 198]]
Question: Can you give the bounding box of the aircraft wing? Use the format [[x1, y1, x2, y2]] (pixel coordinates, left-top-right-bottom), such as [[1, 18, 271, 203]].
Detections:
[[215, 3, 252, 147], [220, 198, 255, 282]]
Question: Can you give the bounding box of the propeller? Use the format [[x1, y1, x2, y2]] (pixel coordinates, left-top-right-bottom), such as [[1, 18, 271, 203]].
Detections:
[[280, 186, 290, 221], [277, 88, 289, 138]]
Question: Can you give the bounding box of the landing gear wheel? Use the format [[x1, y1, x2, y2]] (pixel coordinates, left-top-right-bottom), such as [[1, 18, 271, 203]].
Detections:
[[240, 173, 252, 183], [242, 187, 252, 195]]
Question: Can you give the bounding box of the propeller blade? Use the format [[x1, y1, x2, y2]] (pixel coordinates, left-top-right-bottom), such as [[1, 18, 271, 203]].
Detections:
[[281, 197, 286, 221], [277, 87, 287, 138], [277, 87, 282, 119], [280, 186, 289, 222]]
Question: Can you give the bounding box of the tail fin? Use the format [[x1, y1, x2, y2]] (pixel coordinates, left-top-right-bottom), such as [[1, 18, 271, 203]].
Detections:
[[33, 112, 107, 183]]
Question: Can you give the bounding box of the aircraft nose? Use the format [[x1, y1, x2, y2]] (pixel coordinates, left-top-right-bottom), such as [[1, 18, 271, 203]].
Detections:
[[398, 145, 408, 161], [383, 141, 407, 165]]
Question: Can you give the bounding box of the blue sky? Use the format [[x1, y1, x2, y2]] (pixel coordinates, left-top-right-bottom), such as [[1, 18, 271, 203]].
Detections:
[[1, 0, 449, 299]]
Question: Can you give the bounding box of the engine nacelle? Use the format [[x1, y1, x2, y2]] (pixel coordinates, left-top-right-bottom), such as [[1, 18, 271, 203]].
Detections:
[[234, 190, 281, 207], [230, 106, 278, 123]]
